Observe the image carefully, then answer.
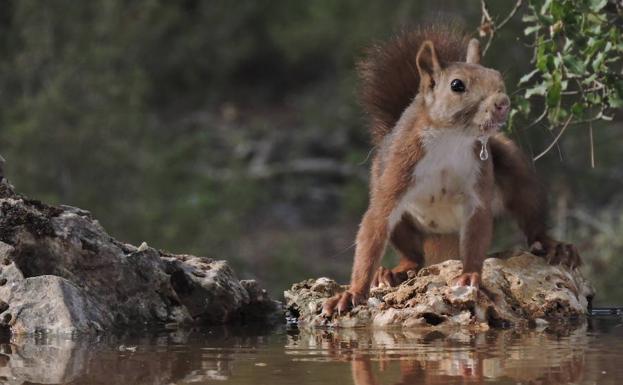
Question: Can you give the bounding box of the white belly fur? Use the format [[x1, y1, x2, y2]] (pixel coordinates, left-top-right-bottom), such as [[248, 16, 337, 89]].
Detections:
[[390, 130, 484, 234]]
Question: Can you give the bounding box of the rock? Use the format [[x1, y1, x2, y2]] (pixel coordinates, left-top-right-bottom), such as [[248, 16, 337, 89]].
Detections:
[[285, 253, 594, 329], [0, 177, 280, 335]]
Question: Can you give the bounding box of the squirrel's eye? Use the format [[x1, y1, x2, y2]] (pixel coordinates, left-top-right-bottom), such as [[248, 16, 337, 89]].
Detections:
[[450, 79, 466, 93]]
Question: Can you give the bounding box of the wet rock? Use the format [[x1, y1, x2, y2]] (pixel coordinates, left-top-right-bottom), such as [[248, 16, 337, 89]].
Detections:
[[3, 276, 109, 335], [0, 177, 280, 335], [285, 253, 594, 329]]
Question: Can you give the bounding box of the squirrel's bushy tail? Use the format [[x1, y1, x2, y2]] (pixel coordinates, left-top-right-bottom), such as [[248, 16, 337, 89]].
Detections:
[[358, 24, 471, 144]]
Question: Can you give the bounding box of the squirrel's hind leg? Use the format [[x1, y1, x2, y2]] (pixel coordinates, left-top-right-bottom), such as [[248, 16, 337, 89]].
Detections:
[[491, 136, 581, 268], [371, 215, 425, 288]]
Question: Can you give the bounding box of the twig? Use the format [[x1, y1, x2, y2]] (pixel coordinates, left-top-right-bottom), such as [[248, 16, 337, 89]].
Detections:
[[525, 106, 549, 130], [497, 0, 524, 30], [533, 115, 573, 161], [480, 0, 495, 55], [480, 0, 524, 56], [561, 85, 605, 95], [541, 121, 564, 161], [589, 120, 595, 168]]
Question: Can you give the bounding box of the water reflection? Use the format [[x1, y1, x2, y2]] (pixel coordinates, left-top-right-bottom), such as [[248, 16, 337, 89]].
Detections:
[[287, 328, 587, 384], [0, 319, 619, 384], [0, 327, 272, 384]]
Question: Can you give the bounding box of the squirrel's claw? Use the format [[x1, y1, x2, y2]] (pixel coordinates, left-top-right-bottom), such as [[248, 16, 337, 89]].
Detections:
[[454, 272, 481, 288], [322, 290, 367, 317], [531, 238, 582, 269], [371, 266, 407, 288]]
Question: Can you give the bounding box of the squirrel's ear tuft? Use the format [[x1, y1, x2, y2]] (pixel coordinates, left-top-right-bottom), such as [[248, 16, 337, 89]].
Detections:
[[416, 40, 441, 89], [466, 39, 481, 64]]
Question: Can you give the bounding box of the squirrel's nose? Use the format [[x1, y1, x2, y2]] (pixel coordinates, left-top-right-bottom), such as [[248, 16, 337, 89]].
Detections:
[[493, 95, 510, 119]]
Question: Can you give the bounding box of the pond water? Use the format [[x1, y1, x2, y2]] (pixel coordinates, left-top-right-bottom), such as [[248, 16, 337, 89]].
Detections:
[[1, 317, 621, 385]]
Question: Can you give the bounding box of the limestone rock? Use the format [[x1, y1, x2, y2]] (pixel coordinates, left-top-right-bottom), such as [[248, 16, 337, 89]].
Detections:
[[0, 178, 280, 335], [285, 253, 594, 329]]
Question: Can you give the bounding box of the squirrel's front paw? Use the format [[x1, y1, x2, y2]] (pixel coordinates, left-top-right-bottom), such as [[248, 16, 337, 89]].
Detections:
[[453, 272, 481, 288], [371, 266, 409, 288], [322, 290, 367, 317], [530, 238, 581, 268]]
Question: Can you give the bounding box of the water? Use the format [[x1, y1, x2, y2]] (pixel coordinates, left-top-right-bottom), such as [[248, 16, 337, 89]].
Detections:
[[1, 317, 622, 385]]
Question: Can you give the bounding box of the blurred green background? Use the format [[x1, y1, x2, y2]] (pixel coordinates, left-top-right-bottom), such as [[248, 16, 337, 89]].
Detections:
[[0, 0, 621, 304]]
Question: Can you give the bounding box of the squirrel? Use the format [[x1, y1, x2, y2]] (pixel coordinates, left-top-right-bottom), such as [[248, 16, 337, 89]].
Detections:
[[323, 25, 581, 316]]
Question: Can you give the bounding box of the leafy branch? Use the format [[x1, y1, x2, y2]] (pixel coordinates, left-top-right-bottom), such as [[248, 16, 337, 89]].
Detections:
[[480, 0, 623, 162]]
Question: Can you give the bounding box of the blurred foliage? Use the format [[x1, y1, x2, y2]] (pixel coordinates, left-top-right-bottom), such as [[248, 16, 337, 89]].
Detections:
[[571, 208, 623, 303], [0, 0, 621, 303]]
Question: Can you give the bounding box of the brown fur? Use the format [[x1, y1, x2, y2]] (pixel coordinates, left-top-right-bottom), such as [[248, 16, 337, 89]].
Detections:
[[358, 25, 470, 145], [323, 26, 581, 316], [349, 114, 427, 295]]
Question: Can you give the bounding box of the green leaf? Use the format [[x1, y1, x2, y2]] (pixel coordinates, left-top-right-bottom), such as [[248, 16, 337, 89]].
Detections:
[[586, 92, 602, 104], [547, 107, 564, 124], [550, 2, 564, 19], [525, 82, 548, 98], [563, 55, 585, 76], [546, 74, 562, 108], [604, 41, 613, 53], [598, 112, 613, 121], [563, 37, 574, 52], [540, 0, 554, 15], [519, 69, 540, 84], [588, 0, 607, 12], [514, 96, 531, 115], [507, 110, 517, 132], [561, 80, 568, 91], [571, 103, 584, 117], [585, 38, 605, 57], [536, 42, 555, 72], [522, 14, 538, 23], [589, 23, 603, 35], [553, 54, 562, 68], [608, 94, 623, 108], [592, 51, 605, 71], [582, 73, 597, 85], [608, 85, 623, 108], [524, 25, 541, 35]]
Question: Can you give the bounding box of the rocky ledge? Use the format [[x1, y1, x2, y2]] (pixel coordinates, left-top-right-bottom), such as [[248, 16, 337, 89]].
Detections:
[[0, 178, 280, 335], [285, 253, 594, 330]]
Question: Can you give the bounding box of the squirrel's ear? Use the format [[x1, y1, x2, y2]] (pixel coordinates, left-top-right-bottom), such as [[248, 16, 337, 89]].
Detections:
[[466, 39, 481, 64], [416, 40, 441, 89]]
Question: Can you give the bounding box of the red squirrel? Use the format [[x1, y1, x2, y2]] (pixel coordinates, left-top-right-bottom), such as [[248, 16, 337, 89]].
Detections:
[[323, 25, 581, 316]]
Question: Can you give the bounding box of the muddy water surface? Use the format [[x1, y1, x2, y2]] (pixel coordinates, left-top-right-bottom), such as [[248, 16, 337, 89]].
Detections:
[[1, 317, 622, 384]]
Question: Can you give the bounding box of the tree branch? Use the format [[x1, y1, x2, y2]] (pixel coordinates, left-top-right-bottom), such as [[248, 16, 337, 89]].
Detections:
[[533, 115, 573, 161]]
